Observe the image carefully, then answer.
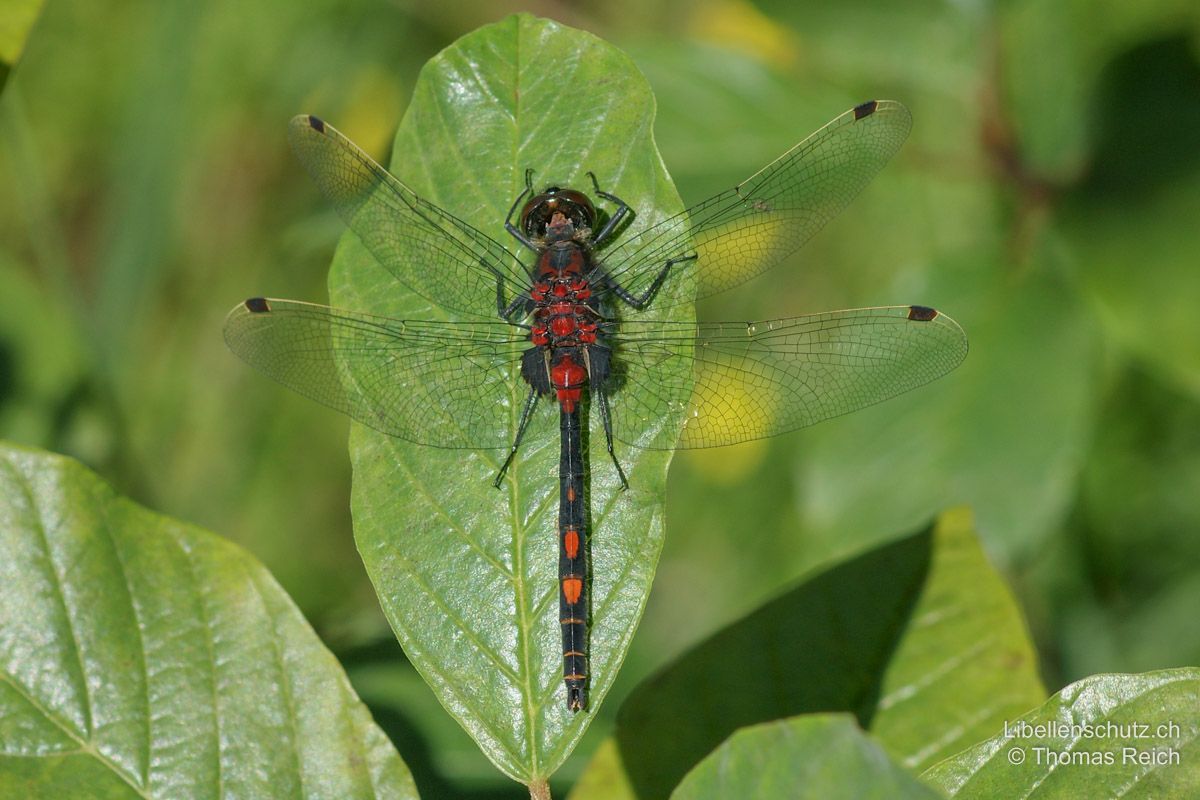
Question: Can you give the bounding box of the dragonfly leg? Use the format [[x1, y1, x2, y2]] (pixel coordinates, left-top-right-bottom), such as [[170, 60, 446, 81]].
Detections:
[[489, 262, 528, 322], [594, 386, 629, 490], [606, 253, 697, 310], [485, 259, 519, 319], [505, 169, 539, 252], [502, 293, 528, 323], [587, 172, 631, 247], [495, 388, 540, 488]]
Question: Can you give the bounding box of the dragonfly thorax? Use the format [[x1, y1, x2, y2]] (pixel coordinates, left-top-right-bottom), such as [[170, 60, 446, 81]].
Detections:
[[543, 212, 579, 243]]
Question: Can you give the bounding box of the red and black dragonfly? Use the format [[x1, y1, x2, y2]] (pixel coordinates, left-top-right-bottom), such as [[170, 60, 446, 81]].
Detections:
[[224, 100, 968, 712]]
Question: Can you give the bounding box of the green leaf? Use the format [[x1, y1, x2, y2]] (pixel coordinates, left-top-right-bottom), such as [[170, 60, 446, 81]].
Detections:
[[567, 739, 637, 800], [670, 715, 944, 800], [572, 509, 1043, 798], [922, 668, 1200, 798], [0, 441, 417, 799], [327, 14, 688, 784], [868, 509, 1046, 769]]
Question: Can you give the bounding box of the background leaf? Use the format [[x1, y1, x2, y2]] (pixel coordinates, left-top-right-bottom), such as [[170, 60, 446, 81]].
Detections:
[[0, 0, 44, 93], [0, 441, 417, 799], [328, 14, 689, 784], [922, 668, 1200, 798], [669, 715, 943, 800], [572, 509, 1045, 799]]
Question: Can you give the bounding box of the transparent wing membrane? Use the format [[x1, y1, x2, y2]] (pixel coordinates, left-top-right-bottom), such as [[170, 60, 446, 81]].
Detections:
[[597, 101, 912, 306], [288, 115, 530, 317], [230, 102, 965, 456], [223, 298, 527, 449], [608, 305, 967, 449]]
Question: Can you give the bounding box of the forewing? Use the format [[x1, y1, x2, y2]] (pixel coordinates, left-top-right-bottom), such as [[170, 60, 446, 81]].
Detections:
[[223, 298, 528, 450], [598, 101, 912, 306], [608, 305, 967, 450], [289, 115, 530, 317]]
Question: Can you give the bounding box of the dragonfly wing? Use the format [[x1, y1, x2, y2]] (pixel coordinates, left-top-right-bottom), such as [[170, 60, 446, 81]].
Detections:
[[289, 115, 530, 318], [597, 101, 911, 306], [223, 298, 529, 450], [608, 305, 967, 450]]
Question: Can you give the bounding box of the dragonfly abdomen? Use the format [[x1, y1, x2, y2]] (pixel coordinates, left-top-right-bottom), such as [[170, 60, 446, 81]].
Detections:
[[559, 403, 588, 711]]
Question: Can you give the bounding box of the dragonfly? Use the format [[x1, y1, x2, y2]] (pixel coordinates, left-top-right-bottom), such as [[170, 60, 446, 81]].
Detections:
[[224, 100, 968, 712]]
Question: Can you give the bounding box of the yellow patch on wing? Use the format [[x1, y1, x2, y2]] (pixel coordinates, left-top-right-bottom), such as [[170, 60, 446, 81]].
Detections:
[[679, 354, 781, 449]]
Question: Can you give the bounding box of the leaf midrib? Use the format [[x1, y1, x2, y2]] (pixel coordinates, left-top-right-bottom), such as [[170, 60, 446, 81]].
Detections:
[[506, 19, 544, 782]]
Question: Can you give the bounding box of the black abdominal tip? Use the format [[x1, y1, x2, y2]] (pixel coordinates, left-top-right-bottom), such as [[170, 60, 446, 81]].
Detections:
[[853, 100, 879, 119], [907, 305, 938, 321], [245, 297, 271, 313], [307, 115, 325, 133]]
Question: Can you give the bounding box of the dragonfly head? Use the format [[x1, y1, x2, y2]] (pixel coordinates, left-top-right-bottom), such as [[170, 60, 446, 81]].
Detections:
[[521, 187, 596, 243]]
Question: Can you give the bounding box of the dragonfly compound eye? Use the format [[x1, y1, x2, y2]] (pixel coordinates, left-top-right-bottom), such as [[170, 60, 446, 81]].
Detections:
[[520, 188, 597, 238]]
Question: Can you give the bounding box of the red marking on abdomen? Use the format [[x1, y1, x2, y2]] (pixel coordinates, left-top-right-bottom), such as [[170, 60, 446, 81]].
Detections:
[[551, 316, 576, 337], [551, 357, 586, 388], [562, 578, 583, 604], [557, 388, 582, 412], [567, 485, 575, 502], [564, 529, 580, 559], [552, 355, 586, 412]]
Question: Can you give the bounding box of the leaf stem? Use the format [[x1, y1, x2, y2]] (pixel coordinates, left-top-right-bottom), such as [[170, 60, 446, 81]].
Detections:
[[529, 778, 553, 800]]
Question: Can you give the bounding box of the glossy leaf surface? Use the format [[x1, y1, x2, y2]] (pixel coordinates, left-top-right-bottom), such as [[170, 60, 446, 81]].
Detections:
[[0, 442, 417, 799], [923, 668, 1200, 798]]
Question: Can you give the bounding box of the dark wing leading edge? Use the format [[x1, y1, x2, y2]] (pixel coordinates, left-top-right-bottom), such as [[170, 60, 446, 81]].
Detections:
[[288, 115, 530, 318], [596, 101, 912, 306], [607, 305, 967, 450], [223, 298, 528, 450]]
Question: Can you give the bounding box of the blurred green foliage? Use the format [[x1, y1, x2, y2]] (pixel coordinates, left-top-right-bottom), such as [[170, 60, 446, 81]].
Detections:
[[0, 0, 43, 91], [2, 0, 1199, 797]]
